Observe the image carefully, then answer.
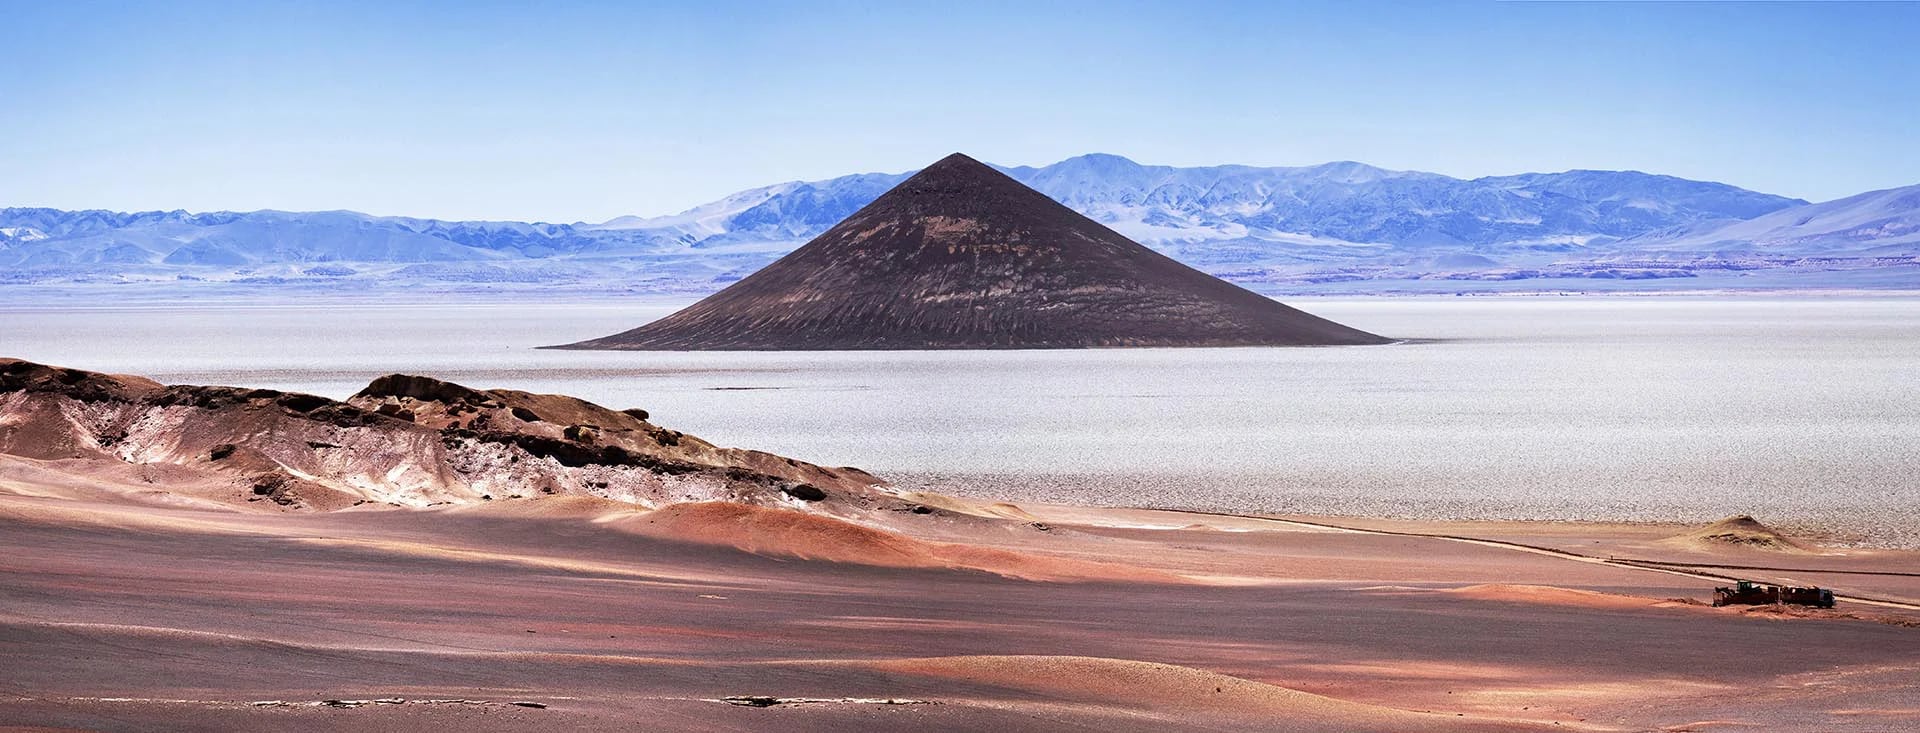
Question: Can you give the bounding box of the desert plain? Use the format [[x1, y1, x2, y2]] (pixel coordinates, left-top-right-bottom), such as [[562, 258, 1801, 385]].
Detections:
[[2, 359, 1917, 732]]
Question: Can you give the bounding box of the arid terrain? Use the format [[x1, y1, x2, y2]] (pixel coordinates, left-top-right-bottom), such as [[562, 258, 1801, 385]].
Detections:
[[4, 359, 1918, 732]]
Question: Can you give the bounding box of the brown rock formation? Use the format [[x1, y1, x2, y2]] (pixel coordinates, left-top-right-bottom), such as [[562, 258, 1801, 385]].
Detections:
[[0, 358, 884, 510]]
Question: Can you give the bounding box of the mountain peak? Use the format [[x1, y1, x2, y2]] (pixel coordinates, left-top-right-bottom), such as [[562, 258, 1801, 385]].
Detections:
[[923, 152, 991, 173], [1064, 152, 1140, 165], [1302, 160, 1396, 183], [902, 152, 1013, 188], [866, 152, 1070, 222], [558, 153, 1389, 350]]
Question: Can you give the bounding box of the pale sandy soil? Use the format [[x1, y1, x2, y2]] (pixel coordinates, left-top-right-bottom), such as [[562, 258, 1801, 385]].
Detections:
[[3, 458, 1918, 732]]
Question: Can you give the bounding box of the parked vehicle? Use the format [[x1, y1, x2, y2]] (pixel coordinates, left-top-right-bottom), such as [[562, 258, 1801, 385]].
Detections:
[[1712, 580, 1835, 608]]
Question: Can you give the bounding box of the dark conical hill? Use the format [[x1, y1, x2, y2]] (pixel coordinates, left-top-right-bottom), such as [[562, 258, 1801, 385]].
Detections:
[[559, 153, 1389, 350]]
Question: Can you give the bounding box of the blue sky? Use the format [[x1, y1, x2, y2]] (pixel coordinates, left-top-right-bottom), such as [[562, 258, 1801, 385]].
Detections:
[[4, 1, 1916, 222]]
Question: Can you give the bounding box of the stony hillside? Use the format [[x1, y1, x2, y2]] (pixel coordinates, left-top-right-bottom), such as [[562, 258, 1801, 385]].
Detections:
[[0, 358, 889, 512]]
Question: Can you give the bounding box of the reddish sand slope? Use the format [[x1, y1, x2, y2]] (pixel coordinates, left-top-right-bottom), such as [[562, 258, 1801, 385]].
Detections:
[[610, 501, 1186, 582], [5, 485, 1919, 731]]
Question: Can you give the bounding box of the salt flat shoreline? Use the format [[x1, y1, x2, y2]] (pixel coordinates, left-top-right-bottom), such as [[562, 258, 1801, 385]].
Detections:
[[6, 297, 1919, 548]]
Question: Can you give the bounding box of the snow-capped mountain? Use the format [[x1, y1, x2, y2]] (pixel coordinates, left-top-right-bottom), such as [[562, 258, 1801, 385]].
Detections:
[[3, 154, 1914, 295], [0, 208, 667, 267], [596, 154, 1805, 256]]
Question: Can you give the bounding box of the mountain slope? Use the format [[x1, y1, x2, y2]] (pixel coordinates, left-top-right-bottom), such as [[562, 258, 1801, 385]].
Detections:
[[1619, 183, 1920, 256], [8, 155, 1915, 295], [560, 154, 1388, 350], [603, 154, 1805, 254], [0, 155, 1804, 268]]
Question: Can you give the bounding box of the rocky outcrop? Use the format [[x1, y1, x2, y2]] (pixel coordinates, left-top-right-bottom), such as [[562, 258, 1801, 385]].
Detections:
[[0, 358, 886, 511]]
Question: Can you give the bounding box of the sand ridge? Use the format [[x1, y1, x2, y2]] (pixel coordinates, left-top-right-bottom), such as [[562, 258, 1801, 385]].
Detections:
[[611, 501, 1188, 583]]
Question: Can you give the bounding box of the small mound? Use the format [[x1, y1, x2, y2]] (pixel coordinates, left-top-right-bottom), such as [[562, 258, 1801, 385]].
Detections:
[[241, 470, 361, 512], [612, 502, 1182, 583], [354, 373, 489, 405], [1664, 514, 1810, 553]]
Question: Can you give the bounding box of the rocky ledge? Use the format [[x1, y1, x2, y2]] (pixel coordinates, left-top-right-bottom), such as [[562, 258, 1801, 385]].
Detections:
[[0, 358, 889, 512]]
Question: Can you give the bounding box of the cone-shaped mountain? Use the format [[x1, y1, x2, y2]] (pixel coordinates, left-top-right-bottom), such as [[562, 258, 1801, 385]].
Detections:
[[559, 153, 1390, 350]]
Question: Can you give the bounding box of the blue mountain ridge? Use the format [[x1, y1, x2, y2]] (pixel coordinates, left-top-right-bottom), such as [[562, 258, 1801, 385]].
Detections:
[[4, 154, 1915, 294]]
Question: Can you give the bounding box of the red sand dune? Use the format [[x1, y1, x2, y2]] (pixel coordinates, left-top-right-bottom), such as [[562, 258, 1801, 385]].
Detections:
[[613, 501, 1185, 583]]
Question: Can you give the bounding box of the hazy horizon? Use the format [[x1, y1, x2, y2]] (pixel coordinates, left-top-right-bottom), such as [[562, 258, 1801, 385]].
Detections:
[[0, 151, 1845, 224]]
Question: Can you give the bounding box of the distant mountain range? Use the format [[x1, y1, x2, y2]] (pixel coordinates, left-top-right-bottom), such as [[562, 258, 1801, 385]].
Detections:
[[4, 154, 1916, 296], [1620, 184, 1920, 256], [599, 154, 1806, 253]]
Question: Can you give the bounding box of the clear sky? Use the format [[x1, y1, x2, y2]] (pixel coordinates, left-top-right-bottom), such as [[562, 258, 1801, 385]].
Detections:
[[4, 1, 1916, 222]]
